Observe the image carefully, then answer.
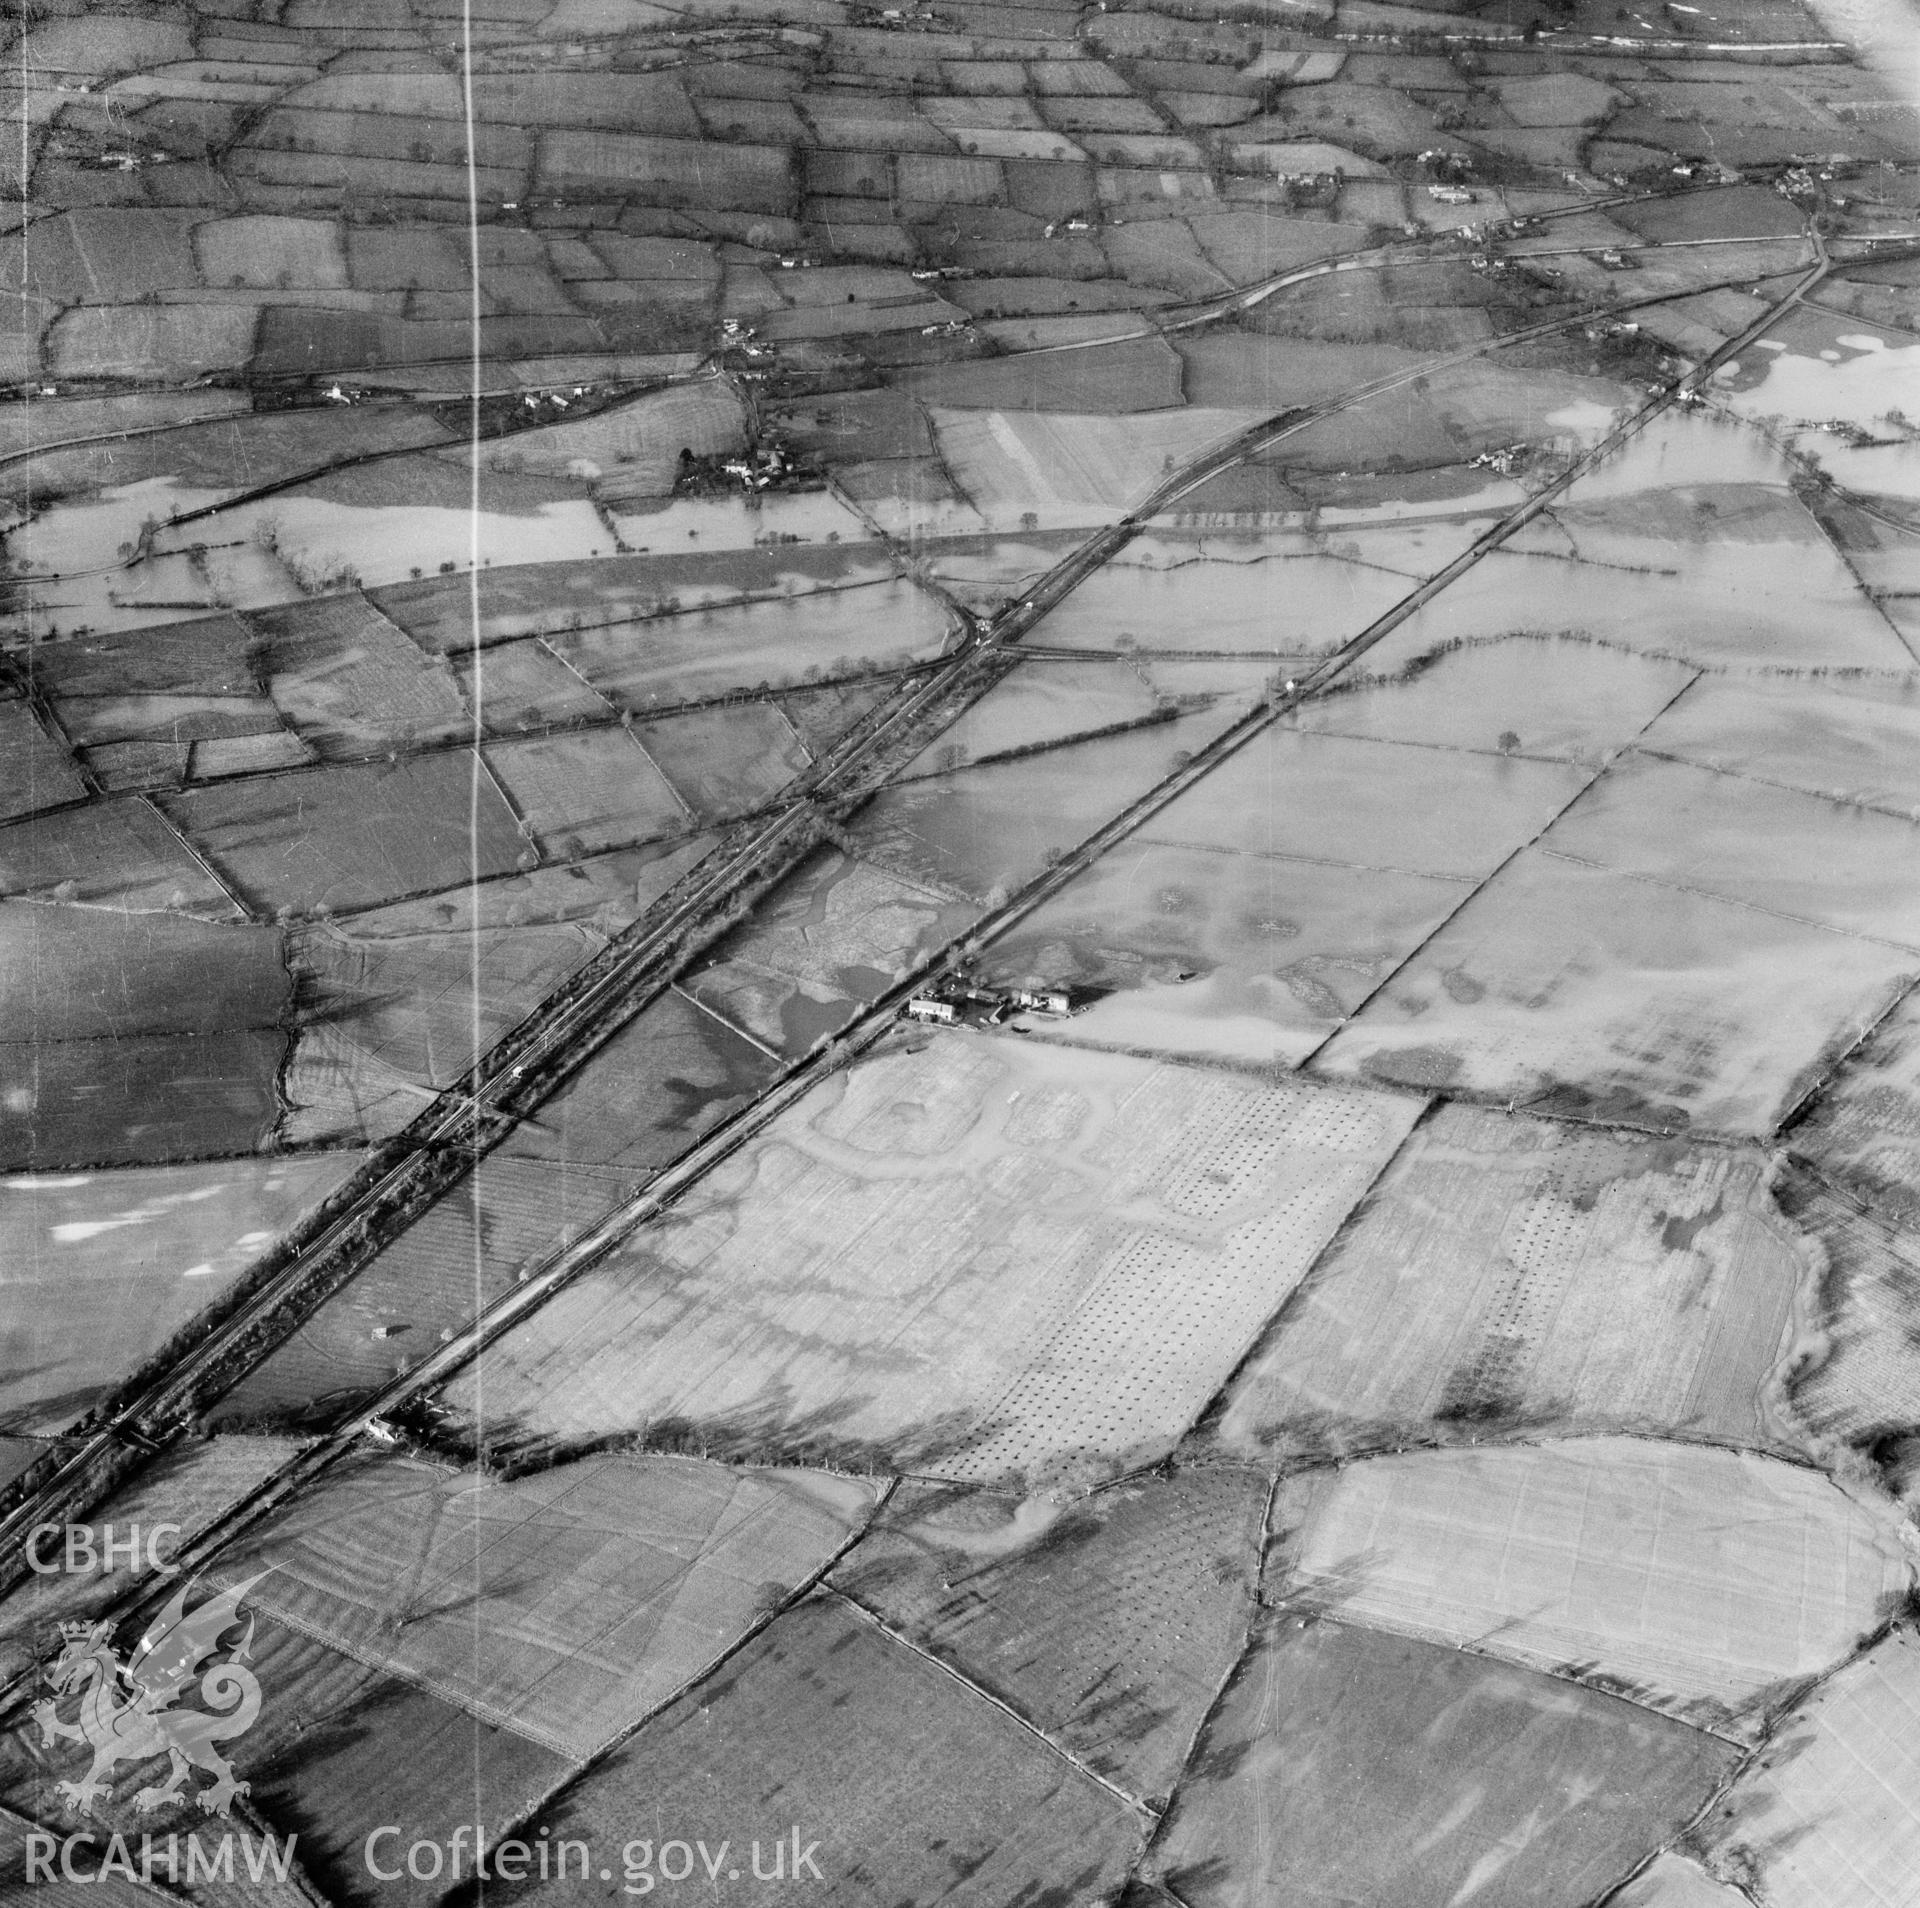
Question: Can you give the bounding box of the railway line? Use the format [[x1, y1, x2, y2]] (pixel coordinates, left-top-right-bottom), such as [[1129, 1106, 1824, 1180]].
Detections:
[[0, 214, 1829, 1631]]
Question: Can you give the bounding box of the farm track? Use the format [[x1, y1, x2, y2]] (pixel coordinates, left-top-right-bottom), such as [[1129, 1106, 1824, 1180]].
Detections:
[[0, 214, 1830, 1654]]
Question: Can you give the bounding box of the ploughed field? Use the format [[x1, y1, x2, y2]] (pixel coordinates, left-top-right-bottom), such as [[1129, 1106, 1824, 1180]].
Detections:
[[5, 0, 1920, 1905]]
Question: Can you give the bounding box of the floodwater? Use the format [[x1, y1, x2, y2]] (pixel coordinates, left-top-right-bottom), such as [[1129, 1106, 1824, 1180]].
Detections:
[[612, 488, 871, 552], [1717, 337, 1920, 498], [1809, 0, 1920, 100], [10, 476, 616, 634], [11, 476, 879, 638]]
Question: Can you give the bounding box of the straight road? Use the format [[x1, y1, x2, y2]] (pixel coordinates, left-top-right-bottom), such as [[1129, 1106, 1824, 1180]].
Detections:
[[0, 217, 1828, 1613]]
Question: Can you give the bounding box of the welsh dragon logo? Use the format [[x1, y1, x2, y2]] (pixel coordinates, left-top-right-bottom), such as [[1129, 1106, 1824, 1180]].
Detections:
[[31, 1573, 269, 1819]]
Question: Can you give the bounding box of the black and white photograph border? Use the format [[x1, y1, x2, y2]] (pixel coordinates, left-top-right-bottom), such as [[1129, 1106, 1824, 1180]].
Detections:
[[3, 0, 1920, 1902]]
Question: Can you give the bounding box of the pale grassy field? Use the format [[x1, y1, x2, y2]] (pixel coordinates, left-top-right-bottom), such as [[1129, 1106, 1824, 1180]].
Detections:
[[979, 837, 1469, 1067], [1613, 1853, 1752, 1907], [473, 380, 747, 495], [445, 1034, 1422, 1484], [1545, 752, 1920, 949], [609, 488, 873, 552], [1300, 635, 1697, 762], [683, 851, 972, 1053], [1358, 536, 1910, 676], [851, 703, 1245, 903], [0, 1155, 362, 1435], [1143, 725, 1594, 878], [212, 1452, 879, 1761], [265, 603, 470, 751], [1211, 1103, 1810, 1456], [453, 635, 616, 729], [1699, 1630, 1920, 1908], [272, 840, 725, 1149], [1314, 851, 1919, 1138], [1283, 1439, 1910, 1738], [930, 407, 1265, 528], [1638, 675, 1920, 820], [1031, 547, 1420, 657]]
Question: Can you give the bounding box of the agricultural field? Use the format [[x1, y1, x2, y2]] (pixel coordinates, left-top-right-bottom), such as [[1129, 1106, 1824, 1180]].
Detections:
[[967, 693, 1624, 1063], [282, 913, 605, 1141], [499, 983, 777, 1180], [1692, 1628, 1920, 1908], [1359, 525, 1913, 676], [546, 581, 952, 709], [896, 655, 1163, 776], [480, 1594, 1142, 1907], [1300, 632, 1697, 757], [834, 1464, 1269, 1802], [0, 703, 87, 819], [0, 1151, 361, 1435], [372, 540, 906, 650], [847, 703, 1245, 903], [1028, 538, 1424, 655], [929, 405, 1266, 527], [163, 750, 528, 916], [1277, 1438, 1909, 1738], [487, 728, 691, 855], [1144, 1615, 1740, 1908], [631, 702, 810, 819], [1794, 987, 1920, 1230], [0, 1432, 302, 1688], [1210, 1102, 1811, 1457], [441, 1033, 1421, 1482], [278, 834, 718, 1146], [233, 1626, 576, 1908], [1314, 850, 1920, 1138], [1771, 1170, 1920, 1463], [0, 796, 246, 920], [977, 837, 1471, 1065], [2, 897, 292, 1168], [208, 1451, 879, 1760], [7, 0, 1920, 1901], [210, 1153, 594, 1427], [681, 846, 977, 1055]]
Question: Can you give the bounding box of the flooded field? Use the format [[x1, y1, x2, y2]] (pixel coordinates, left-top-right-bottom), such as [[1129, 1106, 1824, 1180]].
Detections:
[[548, 580, 953, 707], [1030, 541, 1422, 655], [6, 0, 1920, 1900], [1315, 849, 1919, 1137], [1362, 534, 1912, 675], [979, 837, 1469, 1065]]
